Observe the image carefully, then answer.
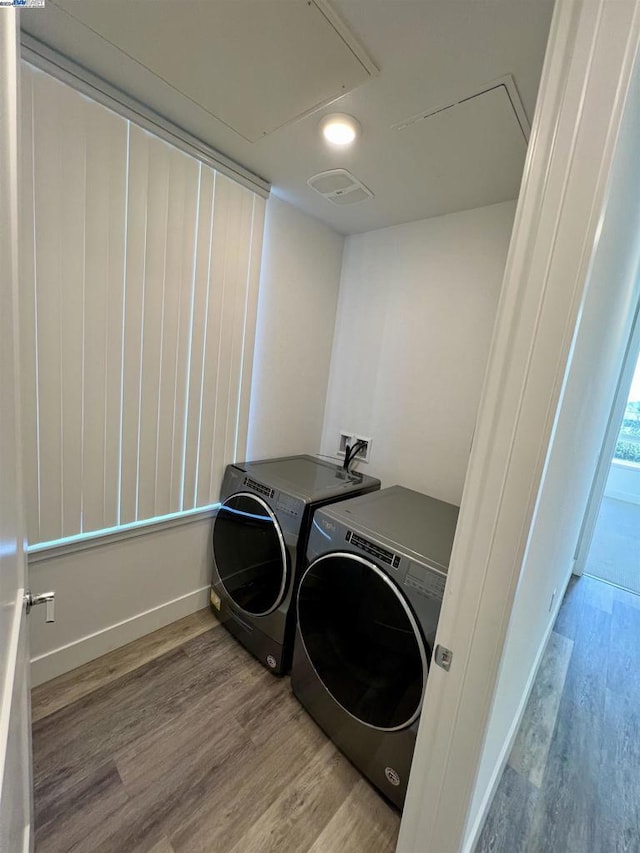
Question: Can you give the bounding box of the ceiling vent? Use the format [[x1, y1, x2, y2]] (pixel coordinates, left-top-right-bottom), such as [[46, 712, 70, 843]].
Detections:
[[307, 169, 374, 205]]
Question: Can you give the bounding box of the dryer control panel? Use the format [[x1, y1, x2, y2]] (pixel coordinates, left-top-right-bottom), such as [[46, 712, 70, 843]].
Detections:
[[343, 527, 446, 603], [404, 561, 447, 600], [307, 511, 448, 607]]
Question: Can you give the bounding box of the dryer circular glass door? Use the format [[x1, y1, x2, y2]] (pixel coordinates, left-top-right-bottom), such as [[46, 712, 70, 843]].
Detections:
[[212, 492, 288, 616], [297, 552, 427, 731]]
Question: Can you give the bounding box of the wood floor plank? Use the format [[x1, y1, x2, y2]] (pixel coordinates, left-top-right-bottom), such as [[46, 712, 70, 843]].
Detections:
[[116, 703, 249, 798], [508, 631, 573, 787], [32, 609, 218, 722], [32, 611, 404, 853], [593, 819, 640, 853], [33, 648, 198, 795], [167, 702, 329, 852], [33, 623, 246, 792], [33, 648, 255, 838], [35, 575, 640, 853], [33, 649, 196, 827], [600, 687, 640, 848], [523, 605, 610, 853], [553, 575, 583, 639], [179, 626, 279, 713], [149, 838, 175, 853], [235, 676, 314, 748], [180, 621, 248, 669], [34, 760, 129, 853], [477, 577, 640, 853], [61, 707, 249, 851], [67, 799, 179, 853], [307, 779, 400, 853], [148, 838, 176, 853], [227, 741, 359, 853], [475, 766, 538, 853], [606, 599, 640, 700], [35, 757, 120, 832]]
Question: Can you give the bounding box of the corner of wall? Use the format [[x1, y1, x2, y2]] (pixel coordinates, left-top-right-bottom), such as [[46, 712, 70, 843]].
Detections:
[[246, 196, 344, 461]]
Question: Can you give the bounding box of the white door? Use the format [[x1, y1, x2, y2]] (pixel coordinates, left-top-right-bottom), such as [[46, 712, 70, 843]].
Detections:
[[0, 9, 33, 852], [398, 0, 640, 850]]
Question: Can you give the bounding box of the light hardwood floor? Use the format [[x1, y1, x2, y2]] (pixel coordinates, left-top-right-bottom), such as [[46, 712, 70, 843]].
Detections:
[[476, 574, 640, 853], [36, 575, 634, 853], [32, 611, 400, 853]]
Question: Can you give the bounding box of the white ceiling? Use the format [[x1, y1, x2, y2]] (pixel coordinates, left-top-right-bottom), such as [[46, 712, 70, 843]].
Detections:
[[22, 0, 555, 235]]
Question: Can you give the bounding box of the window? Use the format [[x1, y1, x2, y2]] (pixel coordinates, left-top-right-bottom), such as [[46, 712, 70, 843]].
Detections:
[[20, 64, 265, 547], [614, 354, 640, 465]]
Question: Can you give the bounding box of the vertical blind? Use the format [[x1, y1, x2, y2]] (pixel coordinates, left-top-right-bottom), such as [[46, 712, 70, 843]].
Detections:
[[20, 64, 265, 547]]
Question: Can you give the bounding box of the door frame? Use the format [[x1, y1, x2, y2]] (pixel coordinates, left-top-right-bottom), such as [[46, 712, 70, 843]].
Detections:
[[0, 7, 33, 852], [399, 1, 640, 851], [573, 299, 640, 576]]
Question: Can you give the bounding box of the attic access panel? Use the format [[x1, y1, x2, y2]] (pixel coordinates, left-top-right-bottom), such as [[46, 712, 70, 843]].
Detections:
[[391, 79, 529, 216], [52, 0, 377, 142]]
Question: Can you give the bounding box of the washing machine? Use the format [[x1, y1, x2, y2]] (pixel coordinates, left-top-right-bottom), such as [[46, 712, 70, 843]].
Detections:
[[291, 485, 459, 808], [210, 454, 380, 675]]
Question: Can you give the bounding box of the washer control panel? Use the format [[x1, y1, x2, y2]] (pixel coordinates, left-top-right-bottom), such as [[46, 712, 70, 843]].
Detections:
[[276, 493, 302, 517]]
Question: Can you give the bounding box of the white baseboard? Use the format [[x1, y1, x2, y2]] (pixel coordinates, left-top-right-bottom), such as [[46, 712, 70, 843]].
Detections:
[[461, 568, 573, 853], [30, 585, 210, 687], [604, 488, 640, 506]]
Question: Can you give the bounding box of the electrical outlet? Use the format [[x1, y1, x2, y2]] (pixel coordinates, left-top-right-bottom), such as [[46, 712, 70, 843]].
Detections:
[[338, 432, 353, 457], [337, 431, 372, 463]]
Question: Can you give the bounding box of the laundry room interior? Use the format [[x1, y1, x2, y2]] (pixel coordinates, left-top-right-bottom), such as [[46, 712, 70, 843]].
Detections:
[[7, 1, 640, 852], [24, 0, 554, 692]]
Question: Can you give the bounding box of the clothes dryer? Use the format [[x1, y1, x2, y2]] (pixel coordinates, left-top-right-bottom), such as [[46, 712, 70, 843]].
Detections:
[[210, 454, 380, 675], [291, 485, 459, 808]]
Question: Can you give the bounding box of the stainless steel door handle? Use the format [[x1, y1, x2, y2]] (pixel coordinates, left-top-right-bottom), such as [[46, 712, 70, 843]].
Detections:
[[25, 590, 55, 622]]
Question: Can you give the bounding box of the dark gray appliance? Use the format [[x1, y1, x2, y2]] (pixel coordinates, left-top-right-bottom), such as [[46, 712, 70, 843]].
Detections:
[[291, 485, 459, 808], [210, 454, 380, 675]]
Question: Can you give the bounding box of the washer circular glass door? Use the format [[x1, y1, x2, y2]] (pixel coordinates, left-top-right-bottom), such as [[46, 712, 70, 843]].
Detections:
[[297, 552, 427, 731], [212, 492, 288, 616]]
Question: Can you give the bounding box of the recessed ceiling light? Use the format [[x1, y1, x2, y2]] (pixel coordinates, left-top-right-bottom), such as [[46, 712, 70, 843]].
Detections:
[[320, 113, 361, 147]]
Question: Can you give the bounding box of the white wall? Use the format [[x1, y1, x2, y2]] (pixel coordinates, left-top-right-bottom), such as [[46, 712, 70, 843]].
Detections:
[[29, 517, 213, 686], [467, 40, 640, 844], [320, 201, 516, 503], [606, 460, 640, 505], [247, 195, 343, 459]]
